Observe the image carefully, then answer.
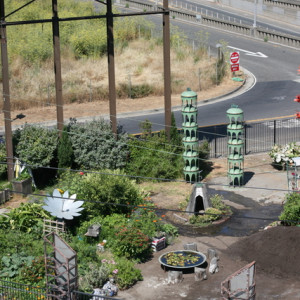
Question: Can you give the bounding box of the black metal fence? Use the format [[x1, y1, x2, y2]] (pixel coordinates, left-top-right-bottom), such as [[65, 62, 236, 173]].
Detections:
[[0, 279, 123, 300], [198, 117, 300, 158], [0, 279, 46, 300]]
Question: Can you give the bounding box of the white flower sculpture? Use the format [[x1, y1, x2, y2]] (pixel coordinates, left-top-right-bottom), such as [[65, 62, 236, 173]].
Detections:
[[43, 189, 84, 220]]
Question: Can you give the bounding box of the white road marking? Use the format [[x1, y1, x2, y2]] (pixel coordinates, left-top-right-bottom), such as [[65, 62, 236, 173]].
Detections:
[[228, 46, 268, 58]]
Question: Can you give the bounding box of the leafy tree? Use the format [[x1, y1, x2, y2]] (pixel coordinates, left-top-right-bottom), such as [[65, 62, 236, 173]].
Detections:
[[58, 127, 74, 170], [68, 119, 129, 170], [15, 125, 58, 168]]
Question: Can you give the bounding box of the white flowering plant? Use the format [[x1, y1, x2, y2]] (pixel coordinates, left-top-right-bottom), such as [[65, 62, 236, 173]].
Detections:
[[269, 142, 300, 166]]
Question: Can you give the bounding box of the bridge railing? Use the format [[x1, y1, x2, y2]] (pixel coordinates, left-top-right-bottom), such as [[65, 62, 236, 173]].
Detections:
[[116, 0, 300, 48]]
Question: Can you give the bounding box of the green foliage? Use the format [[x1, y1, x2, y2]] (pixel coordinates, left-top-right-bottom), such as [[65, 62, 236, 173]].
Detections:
[[58, 127, 74, 170], [210, 194, 231, 214], [70, 26, 107, 58], [111, 226, 151, 261], [0, 142, 7, 179], [114, 257, 143, 290], [130, 202, 160, 237], [15, 125, 58, 168], [14, 169, 31, 181], [0, 253, 34, 278], [126, 121, 183, 181], [20, 256, 46, 285], [280, 193, 300, 225], [160, 223, 178, 238], [189, 194, 231, 226], [68, 119, 129, 170], [198, 139, 211, 176], [59, 170, 143, 217], [189, 207, 222, 225], [69, 237, 101, 273], [0, 202, 51, 235], [0, 229, 44, 258], [117, 83, 154, 99], [170, 112, 182, 148], [79, 262, 110, 291]]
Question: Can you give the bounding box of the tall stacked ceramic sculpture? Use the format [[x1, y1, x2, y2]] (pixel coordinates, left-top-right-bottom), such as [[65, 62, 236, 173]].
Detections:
[[181, 88, 200, 183], [227, 104, 244, 186]]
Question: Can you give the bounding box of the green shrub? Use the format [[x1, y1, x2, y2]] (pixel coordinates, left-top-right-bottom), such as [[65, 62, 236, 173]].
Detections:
[[68, 119, 129, 170], [0, 229, 44, 258], [117, 83, 154, 99], [0, 252, 34, 279], [280, 193, 300, 225], [58, 127, 74, 170], [59, 170, 143, 218], [126, 121, 183, 181], [20, 256, 46, 285], [210, 194, 231, 214], [15, 125, 58, 168], [79, 262, 110, 292], [189, 207, 222, 225], [111, 226, 151, 261], [114, 257, 143, 290], [0, 203, 51, 235], [68, 237, 101, 273]]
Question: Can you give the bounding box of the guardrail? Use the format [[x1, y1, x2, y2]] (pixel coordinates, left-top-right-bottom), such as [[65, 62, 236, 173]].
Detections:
[[264, 0, 300, 9], [117, 0, 300, 49]]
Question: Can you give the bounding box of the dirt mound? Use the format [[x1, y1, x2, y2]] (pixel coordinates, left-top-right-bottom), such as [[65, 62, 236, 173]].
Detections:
[[226, 226, 300, 278]]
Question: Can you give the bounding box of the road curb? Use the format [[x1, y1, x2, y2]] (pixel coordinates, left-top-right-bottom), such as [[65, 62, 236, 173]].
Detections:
[[117, 66, 256, 118], [4, 67, 256, 132]]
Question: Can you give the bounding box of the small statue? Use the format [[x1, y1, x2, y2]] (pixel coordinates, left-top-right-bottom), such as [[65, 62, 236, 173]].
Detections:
[[209, 257, 219, 274]]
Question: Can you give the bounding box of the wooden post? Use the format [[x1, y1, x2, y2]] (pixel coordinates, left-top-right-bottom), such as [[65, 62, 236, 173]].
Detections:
[[0, 0, 14, 181]]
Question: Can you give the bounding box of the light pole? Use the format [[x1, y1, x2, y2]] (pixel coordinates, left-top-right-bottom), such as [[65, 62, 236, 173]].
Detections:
[[253, 0, 257, 28]]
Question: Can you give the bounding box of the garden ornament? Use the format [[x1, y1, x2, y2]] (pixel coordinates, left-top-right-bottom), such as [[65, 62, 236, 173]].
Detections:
[[209, 257, 219, 274], [43, 189, 84, 220]]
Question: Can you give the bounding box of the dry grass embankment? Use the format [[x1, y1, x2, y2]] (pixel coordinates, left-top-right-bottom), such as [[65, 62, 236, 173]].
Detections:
[[0, 38, 244, 126]]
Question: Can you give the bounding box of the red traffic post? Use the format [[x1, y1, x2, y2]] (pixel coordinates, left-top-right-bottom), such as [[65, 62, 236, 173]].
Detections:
[[296, 112, 300, 119], [294, 95, 300, 102]]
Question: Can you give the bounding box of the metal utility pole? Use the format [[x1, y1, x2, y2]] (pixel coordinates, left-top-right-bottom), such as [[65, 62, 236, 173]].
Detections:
[[106, 0, 117, 135], [163, 0, 171, 140], [253, 0, 257, 28], [0, 0, 14, 181], [52, 0, 64, 137]]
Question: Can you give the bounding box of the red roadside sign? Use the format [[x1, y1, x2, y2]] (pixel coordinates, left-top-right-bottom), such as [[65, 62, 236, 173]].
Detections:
[[230, 51, 240, 72], [231, 64, 239, 72], [230, 51, 239, 64]]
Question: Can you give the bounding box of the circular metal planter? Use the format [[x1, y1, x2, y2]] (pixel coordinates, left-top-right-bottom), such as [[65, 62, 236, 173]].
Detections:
[[159, 250, 206, 270]]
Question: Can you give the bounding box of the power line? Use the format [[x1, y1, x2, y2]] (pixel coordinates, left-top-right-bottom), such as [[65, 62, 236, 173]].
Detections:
[[0, 160, 291, 193], [0, 190, 300, 223], [2, 188, 299, 224]]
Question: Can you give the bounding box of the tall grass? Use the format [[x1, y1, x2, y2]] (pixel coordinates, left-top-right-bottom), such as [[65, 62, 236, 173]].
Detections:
[[2, 37, 230, 111], [0, 1, 230, 111]]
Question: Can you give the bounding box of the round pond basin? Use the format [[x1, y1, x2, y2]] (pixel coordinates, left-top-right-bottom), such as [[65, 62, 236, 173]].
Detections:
[[159, 250, 206, 269]]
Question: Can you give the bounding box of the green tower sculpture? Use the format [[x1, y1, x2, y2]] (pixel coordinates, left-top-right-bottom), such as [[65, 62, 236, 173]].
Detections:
[[182, 88, 200, 183], [227, 104, 244, 186]]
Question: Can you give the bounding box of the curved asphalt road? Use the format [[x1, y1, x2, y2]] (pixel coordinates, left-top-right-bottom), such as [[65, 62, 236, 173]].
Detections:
[[117, 12, 300, 133]]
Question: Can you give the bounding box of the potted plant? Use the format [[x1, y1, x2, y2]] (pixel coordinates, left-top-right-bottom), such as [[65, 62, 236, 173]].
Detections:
[[12, 171, 33, 196], [0, 182, 11, 204]]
